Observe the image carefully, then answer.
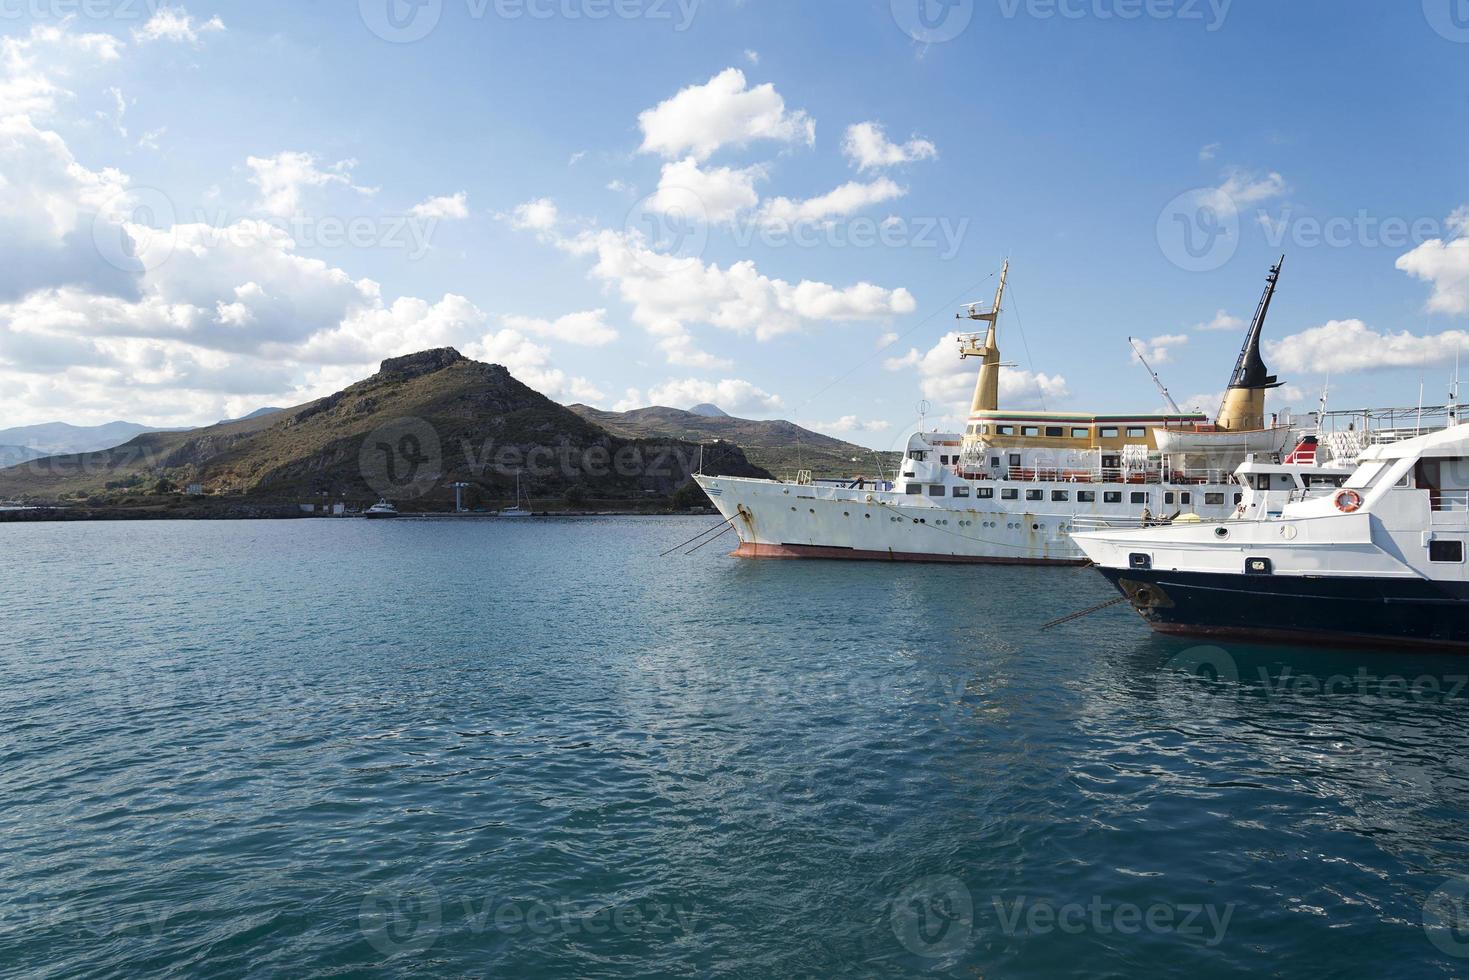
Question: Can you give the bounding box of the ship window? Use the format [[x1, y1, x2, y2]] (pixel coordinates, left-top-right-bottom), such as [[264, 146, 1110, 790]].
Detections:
[[1052, 490, 1069, 501], [1045, 426, 1063, 437], [1071, 428, 1089, 439], [1205, 492, 1225, 505], [1100, 427, 1119, 438], [1009, 454, 1022, 466], [1164, 492, 1176, 505], [998, 425, 1015, 435], [1078, 491, 1096, 502], [1026, 489, 1043, 501], [905, 483, 923, 495], [1430, 539, 1464, 563], [939, 455, 949, 464], [991, 457, 1001, 468], [1181, 492, 1192, 505], [1104, 492, 1122, 503], [953, 486, 970, 498], [1023, 426, 1040, 437], [1002, 488, 1019, 500], [1126, 427, 1146, 438], [929, 485, 945, 497], [1131, 492, 1149, 505], [1234, 492, 1244, 505], [911, 451, 927, 462], [978, 487, 994, 499]]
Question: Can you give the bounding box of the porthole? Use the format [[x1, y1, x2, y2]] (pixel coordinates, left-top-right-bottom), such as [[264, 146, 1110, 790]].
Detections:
[[1215, 527, 1230, 539]]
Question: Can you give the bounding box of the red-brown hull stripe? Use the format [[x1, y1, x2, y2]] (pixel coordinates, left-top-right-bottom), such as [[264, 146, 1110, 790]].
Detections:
[[731, 541, 1086, 566]]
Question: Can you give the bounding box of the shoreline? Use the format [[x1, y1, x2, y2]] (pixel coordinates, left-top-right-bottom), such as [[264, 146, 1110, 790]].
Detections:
[[0, 505, 716, 523]]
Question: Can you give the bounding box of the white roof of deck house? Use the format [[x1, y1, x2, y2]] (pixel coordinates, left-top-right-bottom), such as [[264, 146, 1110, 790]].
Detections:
[[1359, 422, 1469, 460]]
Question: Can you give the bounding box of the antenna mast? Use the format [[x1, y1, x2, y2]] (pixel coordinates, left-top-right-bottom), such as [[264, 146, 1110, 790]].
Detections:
[[1128, 337, 1182, 414]]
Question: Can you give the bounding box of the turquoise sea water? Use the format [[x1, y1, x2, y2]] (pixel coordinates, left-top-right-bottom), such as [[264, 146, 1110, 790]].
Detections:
[[4, 517, 1469, 978]]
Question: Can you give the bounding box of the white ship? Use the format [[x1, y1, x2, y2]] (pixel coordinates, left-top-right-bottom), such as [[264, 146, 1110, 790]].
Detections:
[[1072, 424, 1469, 650], [696, 259, 1350, 565]]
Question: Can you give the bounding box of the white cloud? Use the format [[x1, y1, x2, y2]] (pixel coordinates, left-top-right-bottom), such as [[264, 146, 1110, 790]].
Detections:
[[1199, 142, 1220, 162], [509, 197, 559, 232], [550, 226, 916, 366], [643, 377, 782, 415], [885, 330, 1069, 414], [463, 328, 604, 403], [758, 178, 905, 228], [876, 330, 899, 348], [502, 309, 618, 347], [1134, 333, 1188, 364], [1268, 318, 1469, 374], [1194, 309, 1245, 332], [842, 122, 937, 171], [1397, 235, 1469, 315], [651, 157, 764, 223], [0, 22, 123, 119], [743, 49, 760, 65], [637, 68, 815, 162], [811, 415, 892, 435], [134, 7, 225, 44], [1207, 167, 1288, 210], [1449, 206, 1469, 238], [246, 151, 375, 218], [410, 191, 469, 219]]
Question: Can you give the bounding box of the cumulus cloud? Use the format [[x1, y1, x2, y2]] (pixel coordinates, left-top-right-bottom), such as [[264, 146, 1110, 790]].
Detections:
[[1397, 234, 1469, 315], [463, 328, 604, 403], [410, 191, 469, 219], [810, 416, 892, 435], [1193, 309, 1245, 332], [1268, 318, 1469, 374], [1199, 142, 1221, 162], [637, 68, 815, 162], [246, 151, 375, 218], [0, 22, 123, 118], [1134, 333, 1189, 365], [651, 157, 764, 223], [757, 178, 905, 228], [502, 309, 618, 347], [1206, 168, 1288, 210], [134, 7, 225, 44], [885, 330, 1069, 414], [842, 122, 937, 171], [509, 197, 559, 232]]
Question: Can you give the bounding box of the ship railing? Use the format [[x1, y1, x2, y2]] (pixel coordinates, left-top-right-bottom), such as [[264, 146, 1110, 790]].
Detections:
[[1068, 515, 1159, 531], [992, 465, 1234, 486], [1431, 491, 1469, 512]]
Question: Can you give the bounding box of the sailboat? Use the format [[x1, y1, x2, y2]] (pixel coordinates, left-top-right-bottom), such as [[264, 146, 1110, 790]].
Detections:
[[500, 471, 532, 518]]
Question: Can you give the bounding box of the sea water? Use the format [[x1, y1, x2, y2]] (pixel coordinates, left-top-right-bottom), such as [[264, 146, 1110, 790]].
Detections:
[[3, 517, 1469, 977]]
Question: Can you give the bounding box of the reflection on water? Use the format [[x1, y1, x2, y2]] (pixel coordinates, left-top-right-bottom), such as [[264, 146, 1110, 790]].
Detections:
[[0, 519, 1467, 977]]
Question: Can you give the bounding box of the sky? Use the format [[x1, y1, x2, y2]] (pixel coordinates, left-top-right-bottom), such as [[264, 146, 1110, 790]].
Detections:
[[2, 0, 1468, 455]]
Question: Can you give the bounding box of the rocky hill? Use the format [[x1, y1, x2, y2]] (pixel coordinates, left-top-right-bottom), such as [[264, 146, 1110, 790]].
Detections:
[[568, 404, 895, 480], [0, 349, 769, 512]]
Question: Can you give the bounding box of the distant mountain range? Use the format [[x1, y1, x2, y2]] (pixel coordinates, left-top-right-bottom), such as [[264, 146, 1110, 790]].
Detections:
[[0, 409, 284, 462], [568, 404, 893, 480], [0, 351, 766, 510]]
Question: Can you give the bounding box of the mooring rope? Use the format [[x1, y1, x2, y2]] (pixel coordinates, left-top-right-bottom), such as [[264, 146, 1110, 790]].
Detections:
[[659, 514, 737, 557], [1038, 595, 1129, 631], [684, 523, 735, 555]]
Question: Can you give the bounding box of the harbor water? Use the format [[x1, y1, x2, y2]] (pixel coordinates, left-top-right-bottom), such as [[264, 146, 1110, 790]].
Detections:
[[4, 517, 1469, 977]]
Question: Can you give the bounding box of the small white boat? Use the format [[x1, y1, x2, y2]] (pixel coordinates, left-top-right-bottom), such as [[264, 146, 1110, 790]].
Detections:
[[500, 472, 532, 518], [364, 499, 400, 519]]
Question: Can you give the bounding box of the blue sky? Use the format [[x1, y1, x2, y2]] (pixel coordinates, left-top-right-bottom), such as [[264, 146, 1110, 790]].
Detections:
[[3, 0, 1468, 453]]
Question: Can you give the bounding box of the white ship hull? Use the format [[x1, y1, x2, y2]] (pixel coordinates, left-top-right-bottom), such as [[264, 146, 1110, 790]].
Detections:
[[695, 474, 1240, 565]]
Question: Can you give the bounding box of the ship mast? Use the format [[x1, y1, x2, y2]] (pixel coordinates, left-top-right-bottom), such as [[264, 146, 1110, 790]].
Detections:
[[1216, 256, 1286, 431], [958, 259, 1009, 415]]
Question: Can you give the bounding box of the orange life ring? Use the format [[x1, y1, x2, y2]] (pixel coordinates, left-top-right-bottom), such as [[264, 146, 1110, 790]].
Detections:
[[1335, 489, 1363, 513]]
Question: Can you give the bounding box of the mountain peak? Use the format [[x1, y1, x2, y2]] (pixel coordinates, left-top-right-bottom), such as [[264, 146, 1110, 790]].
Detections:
[[688, 403, 729, 418], [378, 348, 468, 379]]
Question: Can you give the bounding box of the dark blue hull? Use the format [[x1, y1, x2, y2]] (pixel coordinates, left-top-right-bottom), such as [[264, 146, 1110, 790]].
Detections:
[[1097, 567, 1469, 651]]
